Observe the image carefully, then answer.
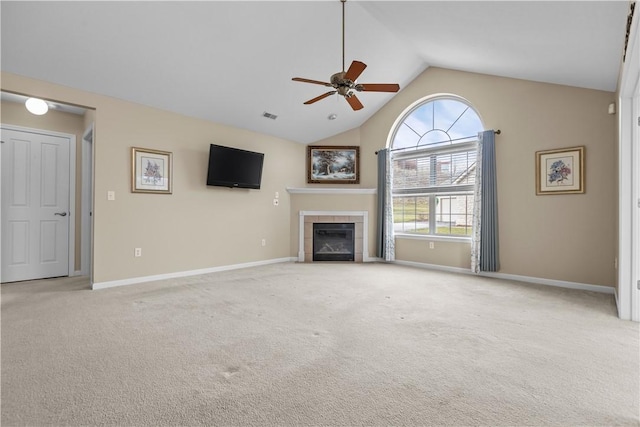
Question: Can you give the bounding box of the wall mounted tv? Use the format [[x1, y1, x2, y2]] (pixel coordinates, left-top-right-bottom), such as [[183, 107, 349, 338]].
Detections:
[[206, 144, 264, 189]]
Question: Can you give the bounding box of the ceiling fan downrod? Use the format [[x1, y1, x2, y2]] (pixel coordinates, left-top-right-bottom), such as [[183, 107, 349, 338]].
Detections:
[[342, 0, 346, 72]]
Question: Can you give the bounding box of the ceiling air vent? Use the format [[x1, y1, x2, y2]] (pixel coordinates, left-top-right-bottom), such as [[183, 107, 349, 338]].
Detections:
[[262, 111, 278, 120]]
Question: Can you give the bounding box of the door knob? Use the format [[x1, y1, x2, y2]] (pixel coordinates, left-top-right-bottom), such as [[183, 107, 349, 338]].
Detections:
[[54, 212, 67, 217]]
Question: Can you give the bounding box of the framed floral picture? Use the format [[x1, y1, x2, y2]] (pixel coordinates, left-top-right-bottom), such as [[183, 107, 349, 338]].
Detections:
[[535, 146, 584, 195], [131, 147, 172, 194], [307, 145, 360, 184]]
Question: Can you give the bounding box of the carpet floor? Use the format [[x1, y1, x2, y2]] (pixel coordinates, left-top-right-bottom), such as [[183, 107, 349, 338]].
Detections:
[[1, 262, 638, 426]]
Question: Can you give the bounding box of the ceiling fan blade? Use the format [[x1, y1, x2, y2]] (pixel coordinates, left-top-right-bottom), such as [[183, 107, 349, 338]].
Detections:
[[293, 77, 333, 87], [345, 93, 364, 111], [344, 60, 367, 82], [357, 83, 400, 93], [304, 91, 337, 105]]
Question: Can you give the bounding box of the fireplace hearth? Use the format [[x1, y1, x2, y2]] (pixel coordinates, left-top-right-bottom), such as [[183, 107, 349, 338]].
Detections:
[[313, 223, 355, 262]]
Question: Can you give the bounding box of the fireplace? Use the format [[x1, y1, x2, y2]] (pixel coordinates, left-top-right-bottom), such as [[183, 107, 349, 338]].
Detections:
[[313, 223, 355, 261], [299, 211, 368, 263]]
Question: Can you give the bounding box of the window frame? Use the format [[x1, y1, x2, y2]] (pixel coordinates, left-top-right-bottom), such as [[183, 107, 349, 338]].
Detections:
[[389, 96, 483, 241]]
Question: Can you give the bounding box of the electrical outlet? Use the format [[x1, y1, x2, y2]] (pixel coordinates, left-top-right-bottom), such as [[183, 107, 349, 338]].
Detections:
[[429, 242, 435, 249], [261, 239, 266, 247], [134, 248, 142, 257]]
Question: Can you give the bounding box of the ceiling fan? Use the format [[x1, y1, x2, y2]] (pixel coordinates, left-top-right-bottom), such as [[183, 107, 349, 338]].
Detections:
[[292, 0, 400, 111]]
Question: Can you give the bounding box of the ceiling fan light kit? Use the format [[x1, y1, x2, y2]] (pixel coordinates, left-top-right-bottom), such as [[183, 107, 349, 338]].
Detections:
[[292, 0, 400, 111]]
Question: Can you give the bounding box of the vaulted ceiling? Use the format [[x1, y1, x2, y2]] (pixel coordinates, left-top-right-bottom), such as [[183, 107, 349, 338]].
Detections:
[[1, 1, 630, 144]]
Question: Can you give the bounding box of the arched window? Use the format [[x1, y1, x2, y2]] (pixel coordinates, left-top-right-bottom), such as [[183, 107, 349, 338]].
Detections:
[[390, 96, 484, 237]]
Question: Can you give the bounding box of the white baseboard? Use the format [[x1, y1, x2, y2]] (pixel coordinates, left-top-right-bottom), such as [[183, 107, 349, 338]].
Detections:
[[92, 257, 615, 295], [391, 260, 615, 294], [392, 259, 472, 275], [478, 271, 615, 294], [92, 257, 297, 290]]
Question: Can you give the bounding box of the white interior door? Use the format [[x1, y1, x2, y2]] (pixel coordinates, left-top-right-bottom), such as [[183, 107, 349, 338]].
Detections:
[[1, 128, 71, 283]]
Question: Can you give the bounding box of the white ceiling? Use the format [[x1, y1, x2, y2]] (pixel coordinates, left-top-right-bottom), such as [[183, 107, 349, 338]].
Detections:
[[0, 1, 630, 144]]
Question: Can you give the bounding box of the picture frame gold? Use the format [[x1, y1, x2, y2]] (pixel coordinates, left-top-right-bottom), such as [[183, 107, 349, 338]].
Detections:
[[535, 146, 584, 195], [307, 145, 360, 184], [131, 147, 172, 194]]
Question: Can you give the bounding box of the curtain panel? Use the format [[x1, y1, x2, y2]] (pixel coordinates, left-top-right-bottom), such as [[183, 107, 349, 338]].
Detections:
[[471, 130, 499, 272], [376, 149, 395, 261]]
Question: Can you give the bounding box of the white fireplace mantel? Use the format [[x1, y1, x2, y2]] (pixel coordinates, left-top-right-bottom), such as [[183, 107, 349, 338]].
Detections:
[[298, 210, 371, 263]]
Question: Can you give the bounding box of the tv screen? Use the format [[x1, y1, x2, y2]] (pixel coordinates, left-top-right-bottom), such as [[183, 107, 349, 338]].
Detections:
[[206, 144, 264, 189]]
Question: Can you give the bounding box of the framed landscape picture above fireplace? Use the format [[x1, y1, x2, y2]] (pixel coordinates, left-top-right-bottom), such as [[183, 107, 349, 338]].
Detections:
[[307, 145, 360, 184]]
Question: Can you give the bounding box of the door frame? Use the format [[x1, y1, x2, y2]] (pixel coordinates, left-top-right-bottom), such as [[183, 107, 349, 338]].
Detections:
[[617, 3, 639, 322], [81, 123, 94, 282], [0, 123, 77, 280]]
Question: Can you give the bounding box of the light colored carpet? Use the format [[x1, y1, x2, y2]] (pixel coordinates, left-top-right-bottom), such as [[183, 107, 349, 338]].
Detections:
[[1, 262, 638, 426]]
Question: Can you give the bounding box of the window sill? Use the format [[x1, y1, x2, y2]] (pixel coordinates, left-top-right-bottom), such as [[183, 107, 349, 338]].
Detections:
[[287, 187, 376, 195], [394, 233, 471, 243]]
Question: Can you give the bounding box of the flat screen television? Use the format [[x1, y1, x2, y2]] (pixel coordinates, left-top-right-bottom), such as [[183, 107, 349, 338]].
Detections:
[[206, 144, 264, 189]]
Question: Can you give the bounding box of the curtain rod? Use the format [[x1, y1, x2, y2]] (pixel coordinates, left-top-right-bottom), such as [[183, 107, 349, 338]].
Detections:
[[375, 129, 501, 155]]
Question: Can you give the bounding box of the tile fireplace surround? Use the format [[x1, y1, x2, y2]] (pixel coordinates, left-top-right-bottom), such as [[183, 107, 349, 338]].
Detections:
[[298, 210, 370, 263]]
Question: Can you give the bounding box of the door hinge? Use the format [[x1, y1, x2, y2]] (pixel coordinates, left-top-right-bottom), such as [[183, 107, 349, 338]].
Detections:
[[638, 116, 640, 126], [637, 280, 640, 290]]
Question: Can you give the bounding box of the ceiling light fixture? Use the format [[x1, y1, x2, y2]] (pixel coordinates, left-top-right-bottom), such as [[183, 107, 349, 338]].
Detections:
[[25, 97, 49, 115], [328, 113, 338, 120]]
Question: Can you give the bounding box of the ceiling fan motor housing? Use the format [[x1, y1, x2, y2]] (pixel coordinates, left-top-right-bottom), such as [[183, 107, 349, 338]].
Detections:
[[330, 71, 354, 96]]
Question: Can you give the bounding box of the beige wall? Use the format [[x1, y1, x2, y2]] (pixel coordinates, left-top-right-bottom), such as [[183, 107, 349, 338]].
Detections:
[[2, 67, 618, 288], [1, 72, 305, 284], [395, 238, 471, 269], [1, 100, 87, 271], [314, 67, 617, 287]]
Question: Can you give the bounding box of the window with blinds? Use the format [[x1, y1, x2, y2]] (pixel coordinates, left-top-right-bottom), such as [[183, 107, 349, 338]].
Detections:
[[389, 97, 483, 237]]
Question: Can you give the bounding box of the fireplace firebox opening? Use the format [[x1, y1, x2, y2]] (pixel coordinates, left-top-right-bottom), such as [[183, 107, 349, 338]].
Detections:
[[313, 223, 355, 262]]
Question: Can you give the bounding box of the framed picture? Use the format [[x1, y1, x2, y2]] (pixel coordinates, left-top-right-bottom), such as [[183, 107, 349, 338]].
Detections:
[[535, 146, 584, 195], [131, 147, 172, 194], [307, 145, 360, 184]]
